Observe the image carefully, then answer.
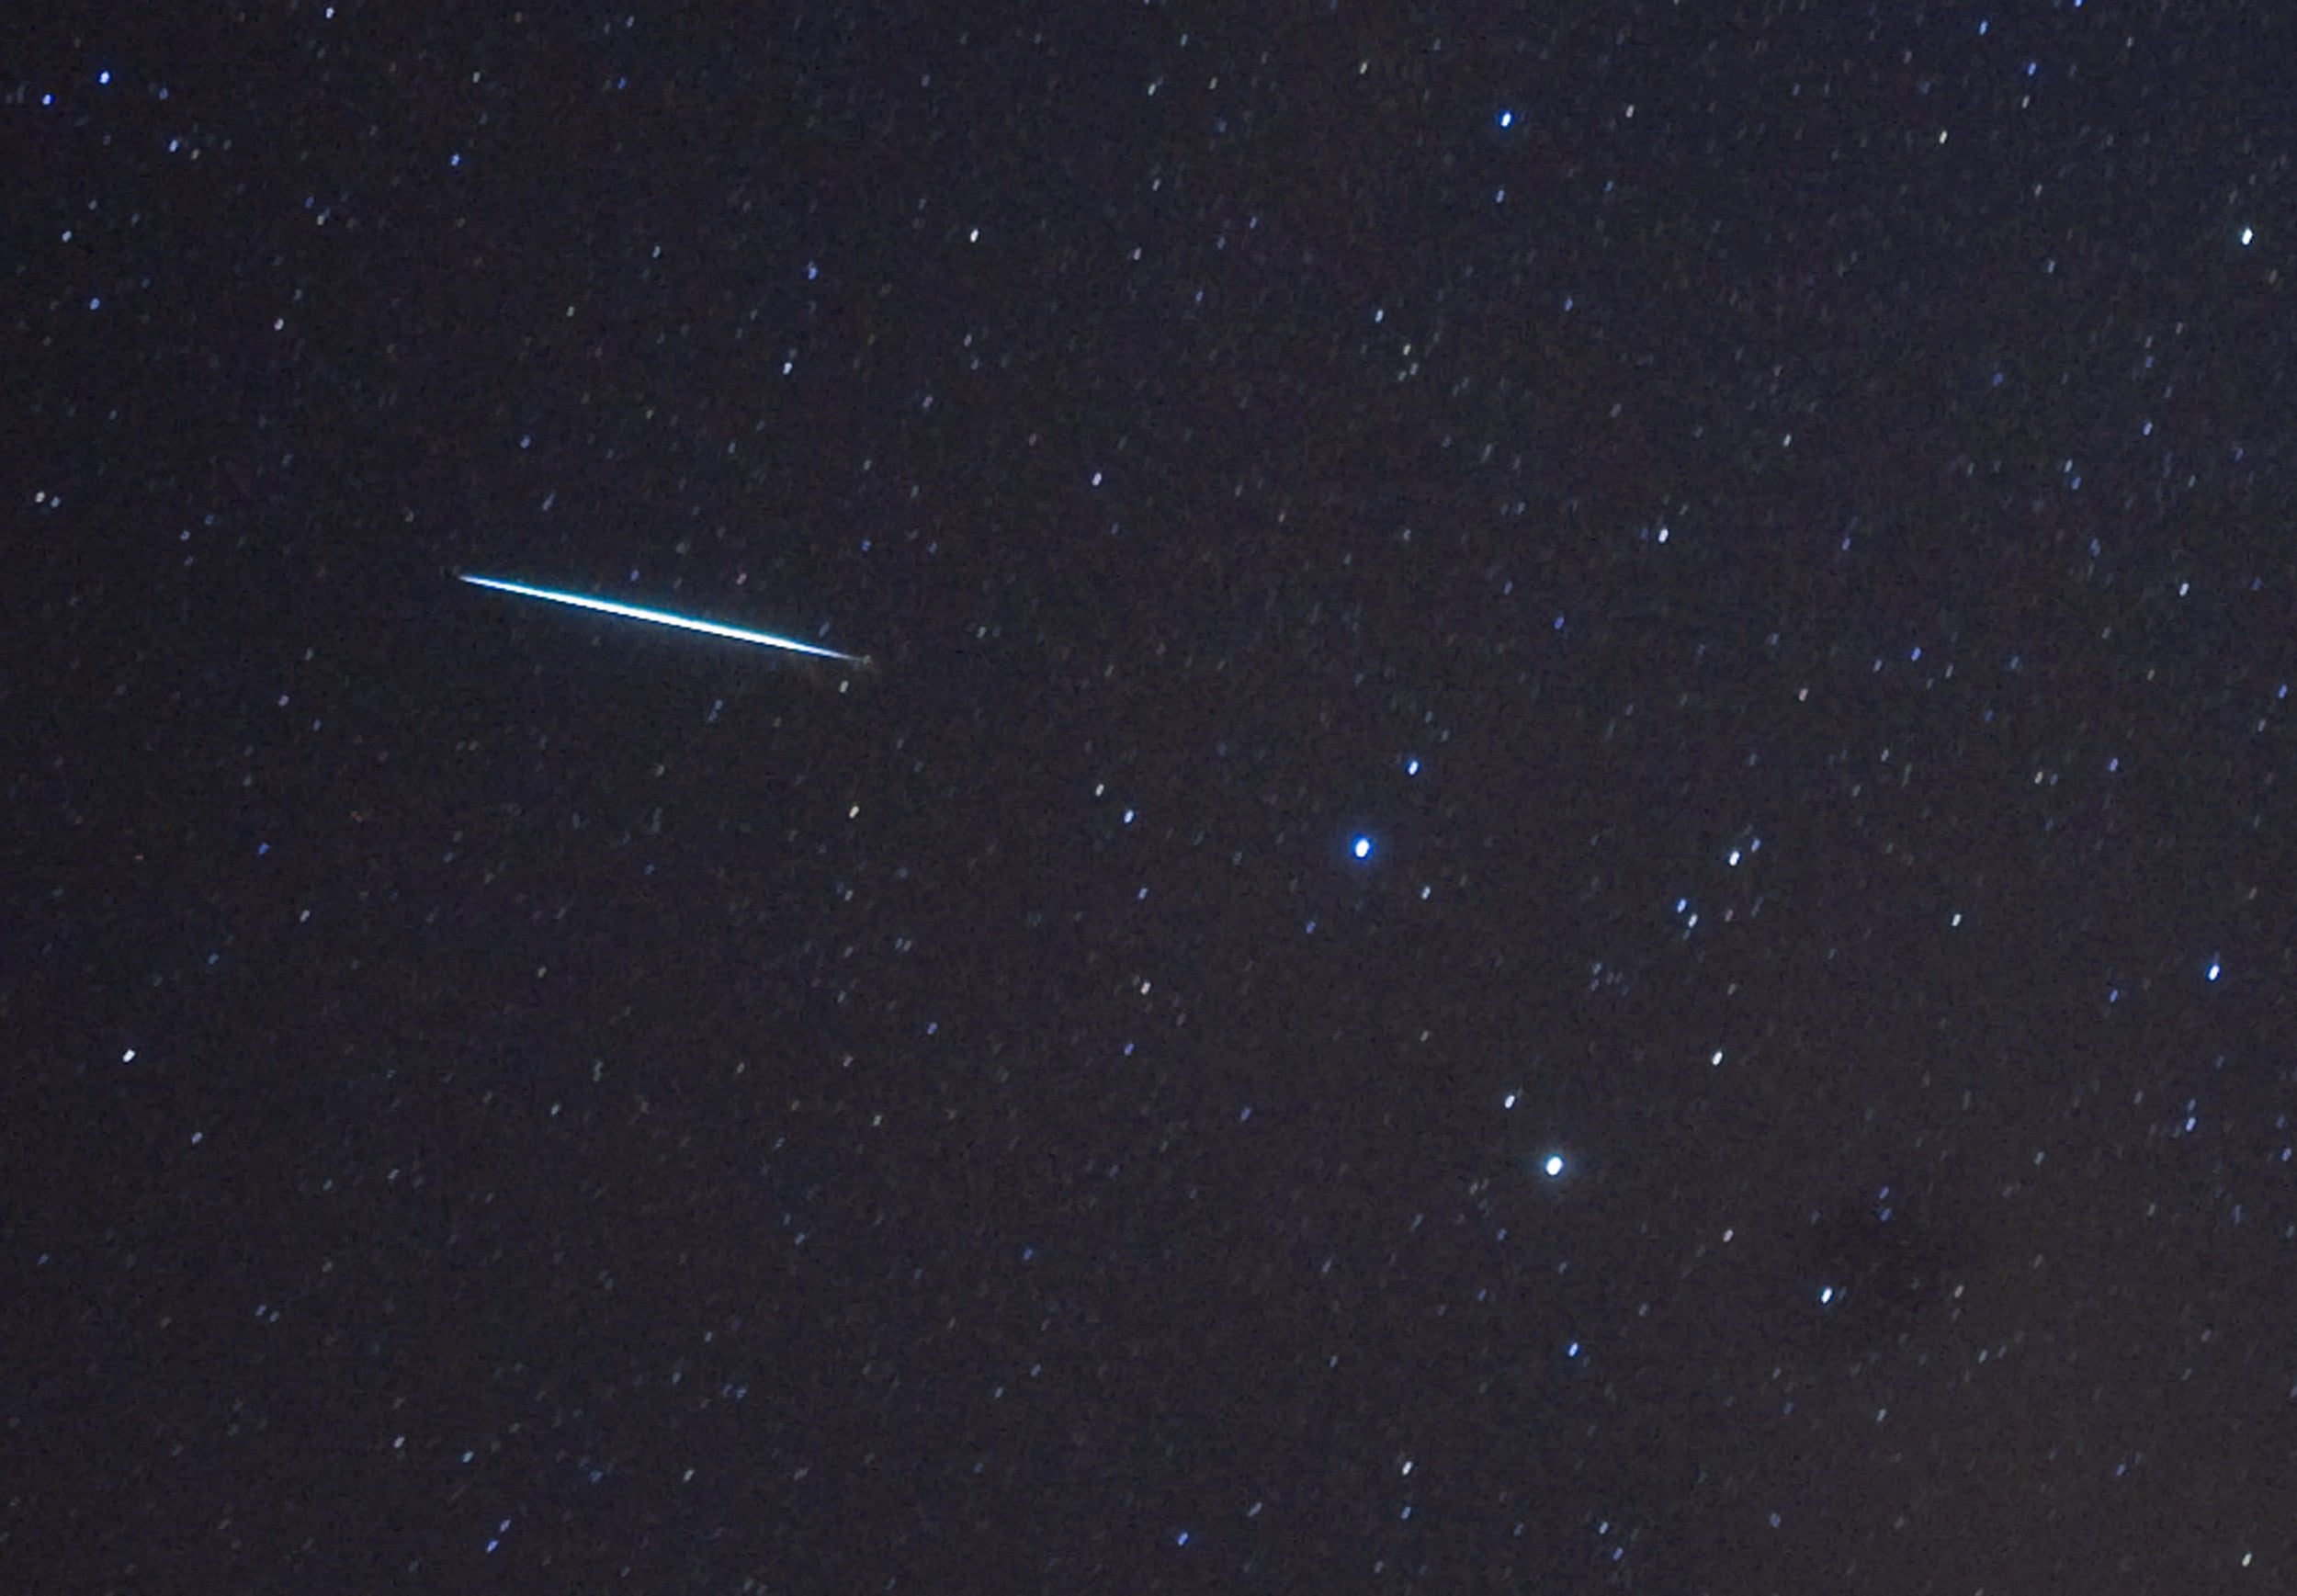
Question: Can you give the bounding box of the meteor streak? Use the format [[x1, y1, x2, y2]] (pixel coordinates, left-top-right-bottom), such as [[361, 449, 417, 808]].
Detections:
[[459, 574, 866, 664]]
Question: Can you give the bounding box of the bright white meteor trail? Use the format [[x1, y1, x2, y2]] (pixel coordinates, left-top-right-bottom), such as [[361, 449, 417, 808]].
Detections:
[[459, 575, 866, 664]]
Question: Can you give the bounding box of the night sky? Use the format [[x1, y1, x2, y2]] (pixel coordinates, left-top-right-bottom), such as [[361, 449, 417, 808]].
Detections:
[[14, 3, 2297, 1590]]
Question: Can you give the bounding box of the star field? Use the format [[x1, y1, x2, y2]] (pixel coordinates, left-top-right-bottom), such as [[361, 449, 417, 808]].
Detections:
[[11, 3, 2297, 1590]]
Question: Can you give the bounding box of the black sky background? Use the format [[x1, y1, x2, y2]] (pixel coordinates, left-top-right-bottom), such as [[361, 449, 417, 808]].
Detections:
[[11, 2, 2297, 1590]]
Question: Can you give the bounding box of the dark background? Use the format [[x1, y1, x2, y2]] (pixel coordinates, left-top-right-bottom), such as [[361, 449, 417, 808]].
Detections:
[[10, 2, 2297, 1589]]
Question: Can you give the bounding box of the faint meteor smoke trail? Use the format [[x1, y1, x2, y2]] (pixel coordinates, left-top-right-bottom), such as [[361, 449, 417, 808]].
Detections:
[[458, 574, 866, 664]]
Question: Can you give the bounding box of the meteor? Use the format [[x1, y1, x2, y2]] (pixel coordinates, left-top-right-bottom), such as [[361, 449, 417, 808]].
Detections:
[[459, 574, 866, 664]]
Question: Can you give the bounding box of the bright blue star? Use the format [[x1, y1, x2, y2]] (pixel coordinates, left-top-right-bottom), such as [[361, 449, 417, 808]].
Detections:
[[1352, 835, 1374, 860]]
